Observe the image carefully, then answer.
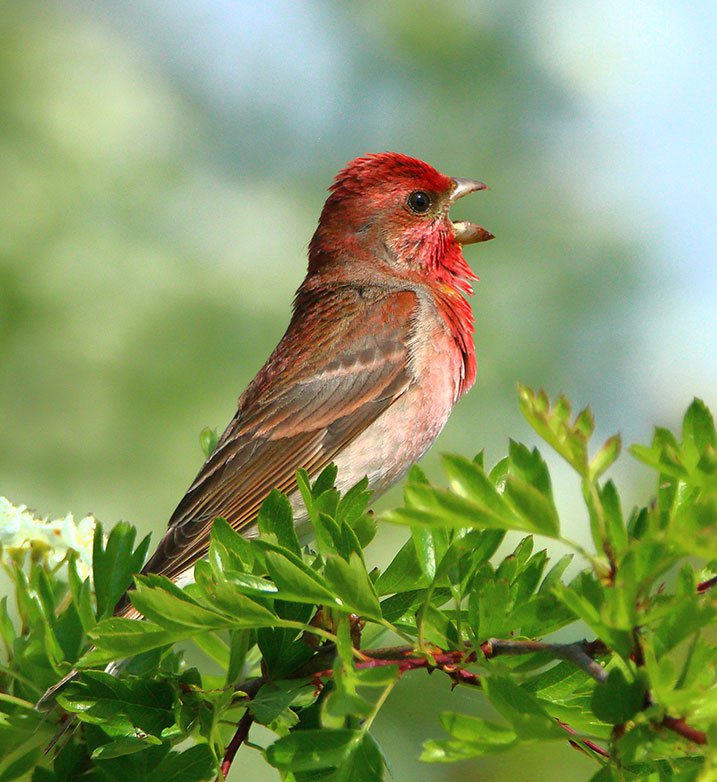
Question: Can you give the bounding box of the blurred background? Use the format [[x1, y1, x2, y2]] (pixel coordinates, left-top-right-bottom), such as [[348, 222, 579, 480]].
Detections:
[[1, 0, 715, 778]]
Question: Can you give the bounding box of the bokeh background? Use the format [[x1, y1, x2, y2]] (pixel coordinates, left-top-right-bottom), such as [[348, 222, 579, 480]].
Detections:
[[2, 1, 716, 779]]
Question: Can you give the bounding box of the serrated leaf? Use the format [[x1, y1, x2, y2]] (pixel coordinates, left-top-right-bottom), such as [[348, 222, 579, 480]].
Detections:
[[683, 398, 717, 454], [374, 536, 430, 596], [590, 434, 622, 479], [503, 476, 560, 537], [92, 523, 151, 619], [591, 669, 646, 724], [81, 619, 181, 665], [130, 579, 226, 631], [440, 712, 516, 744], [258, 489, 301, 557], [266, 728, 361, 771], [442, 454, 511, 515], [325, 553, 382, 620], [250, 680, 314, 725], [208, 516, 254, 575], [483, 676, 565, 740], [146, 744, 217, 782], [261, 548, 340, 606]]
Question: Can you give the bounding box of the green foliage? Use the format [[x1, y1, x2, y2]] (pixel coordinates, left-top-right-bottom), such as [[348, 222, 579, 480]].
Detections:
[[1, 390, 716, 780]]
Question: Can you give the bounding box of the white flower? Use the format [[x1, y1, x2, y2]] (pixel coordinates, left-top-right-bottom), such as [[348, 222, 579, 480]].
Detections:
[[0, 497, 98, 579]]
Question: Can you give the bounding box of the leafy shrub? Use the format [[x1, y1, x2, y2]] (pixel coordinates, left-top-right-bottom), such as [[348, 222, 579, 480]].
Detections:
[[1, 387, 715, 780]]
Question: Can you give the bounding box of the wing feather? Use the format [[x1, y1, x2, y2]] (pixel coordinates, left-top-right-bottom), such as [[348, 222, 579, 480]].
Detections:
[[126, 285, 417, 593]]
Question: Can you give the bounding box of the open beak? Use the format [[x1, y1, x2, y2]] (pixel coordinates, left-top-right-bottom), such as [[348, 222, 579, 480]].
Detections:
[[450, 177, 494, 245]]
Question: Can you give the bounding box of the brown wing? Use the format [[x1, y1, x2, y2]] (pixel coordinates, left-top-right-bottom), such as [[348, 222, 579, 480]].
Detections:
[[136, 284, 417, 585]]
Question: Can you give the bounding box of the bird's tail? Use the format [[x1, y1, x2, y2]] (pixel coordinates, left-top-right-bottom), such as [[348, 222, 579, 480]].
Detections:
[[37, 668, 80, 712]]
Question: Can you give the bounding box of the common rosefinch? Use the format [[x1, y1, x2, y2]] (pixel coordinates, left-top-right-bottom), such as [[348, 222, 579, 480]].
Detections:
[[41, 153, 491, 716], [113, 152, 492, 613]]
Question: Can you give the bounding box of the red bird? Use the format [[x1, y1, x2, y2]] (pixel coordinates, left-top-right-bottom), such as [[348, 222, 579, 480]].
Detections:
[[116, 152, 492, 613]]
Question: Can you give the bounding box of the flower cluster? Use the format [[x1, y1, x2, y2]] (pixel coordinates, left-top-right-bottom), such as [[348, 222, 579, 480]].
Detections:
[[0, 496, 97, 579]]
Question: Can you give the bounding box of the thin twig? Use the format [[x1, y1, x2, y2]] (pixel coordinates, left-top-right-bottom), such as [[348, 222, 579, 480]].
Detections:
[[697, 575, 717, 594], [662, 715, 707, 745], [558, 720, 610, 758], [219, 710, 254, 780], [480, 638, 609, 684], [217, 678, 265, 781]]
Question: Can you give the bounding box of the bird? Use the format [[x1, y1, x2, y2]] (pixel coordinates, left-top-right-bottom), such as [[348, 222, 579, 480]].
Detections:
[[115, 151, 493, 613], [39, 152, 492, 712]]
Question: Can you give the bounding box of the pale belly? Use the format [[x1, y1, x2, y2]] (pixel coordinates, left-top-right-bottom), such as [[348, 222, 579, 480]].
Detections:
[[304, 322, 462, 503], [175, 319, 465, 587]]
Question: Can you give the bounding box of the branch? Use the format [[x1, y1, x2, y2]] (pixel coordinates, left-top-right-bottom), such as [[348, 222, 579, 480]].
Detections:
[[662, 715, 707, 745], [324, 646, 481, 688], [558, 720, 610, 759], [217, 677, 264, 782], [697, 575, 717, 594], [480, 638, 609, 684], [219, 710, 253, 780]]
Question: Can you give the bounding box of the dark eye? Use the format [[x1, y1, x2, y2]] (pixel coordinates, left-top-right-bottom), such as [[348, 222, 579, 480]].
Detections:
[[407, 190, 432, 214]]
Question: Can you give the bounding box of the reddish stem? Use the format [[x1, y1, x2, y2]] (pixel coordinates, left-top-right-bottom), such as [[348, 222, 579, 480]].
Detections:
[[313, 648, 480, 687], [697, 575, 717, 594], [218, 710, 254, 781], [558, 720, 610, 758], [662, 715, 707, 745]]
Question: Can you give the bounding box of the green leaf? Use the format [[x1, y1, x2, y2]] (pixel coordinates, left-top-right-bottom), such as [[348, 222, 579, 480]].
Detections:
[[508, 440, 555, 500], [421, 712, 517, 762], [440, 711, 515, 744], [442, 454, 511, 516], [261, 547, 340, 607], [324, 553, 382, 621], [589, 434, 622, 479], [91, 735, 163, 759], [59, 671, 174, 739], [598, 480, 628, 557], [266, 729, 361, 772], [66, 554, 96, 633], [130, 578, 227, 631], [195, 573, 290, 628], [199, 426, 219, 458], [208, 516, 254, 575], [410, 525, 448, 582], [386, 485, 514, 532], [517, 385, 590, 475], [374, 537, 429, 595], [0, 747, 42, 782], [336, 478, 375, 548], [258, 489, 301, 557], [483, 676, 565, 740], [503, 475, 560, 537], [92, 522, 151, 619], [591, 669, 646, 724], [683, 398, 717, 454], [313, 463, 339, 497], [419, 604, 458, 648], [250, 680, 314, 725], [81, 618, 181, 665], [146, 744, 217, 782], [0, 597, 16, 653]]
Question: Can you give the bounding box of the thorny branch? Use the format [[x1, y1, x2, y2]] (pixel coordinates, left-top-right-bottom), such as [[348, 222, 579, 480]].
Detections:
[[219, 629, 711, 778], [219, 641, 607, 778]]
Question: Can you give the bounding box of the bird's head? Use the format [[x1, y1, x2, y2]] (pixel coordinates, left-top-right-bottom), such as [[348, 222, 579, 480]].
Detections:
[[308, 152, 493, 294]]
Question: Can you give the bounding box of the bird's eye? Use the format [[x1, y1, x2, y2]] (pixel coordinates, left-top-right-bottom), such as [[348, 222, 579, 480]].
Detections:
[[407, 190, 432, 214]]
